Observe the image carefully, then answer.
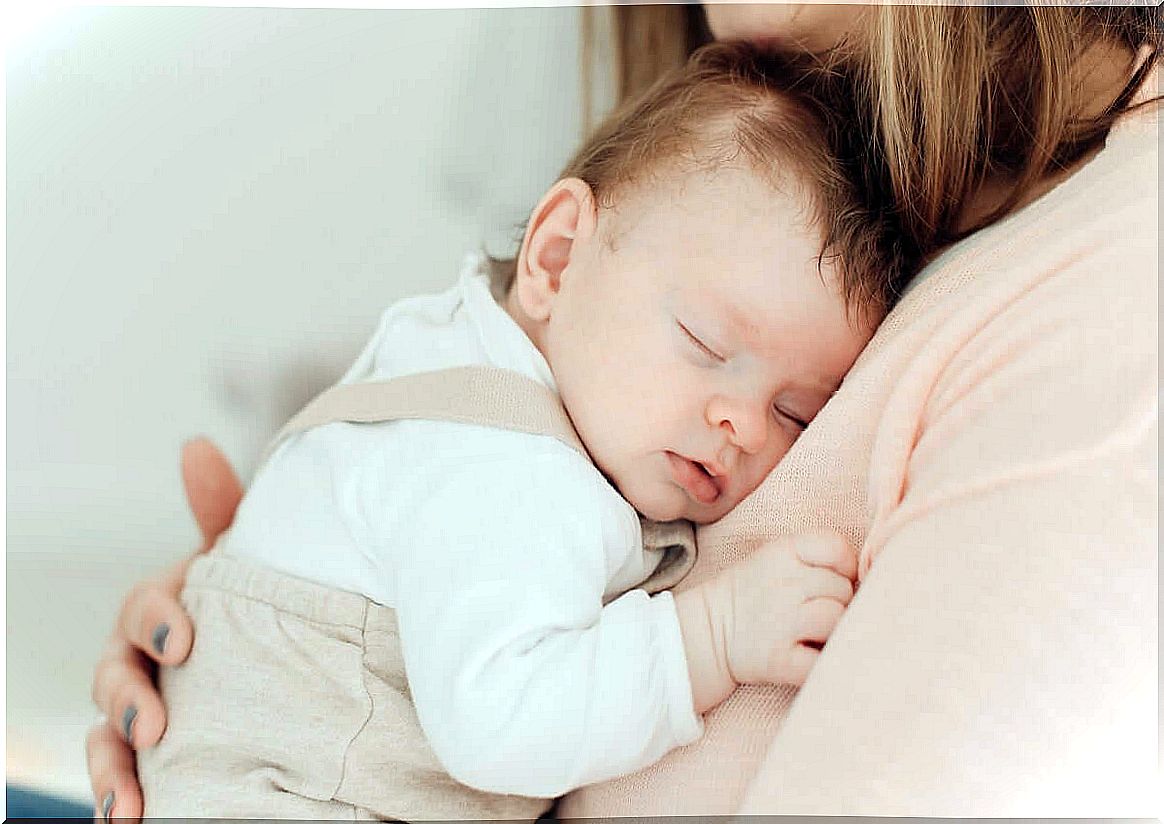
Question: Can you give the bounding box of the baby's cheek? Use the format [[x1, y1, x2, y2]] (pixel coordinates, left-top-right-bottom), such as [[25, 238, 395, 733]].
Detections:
[[759, 447, 789, 481], [734, 449, 787, 503]]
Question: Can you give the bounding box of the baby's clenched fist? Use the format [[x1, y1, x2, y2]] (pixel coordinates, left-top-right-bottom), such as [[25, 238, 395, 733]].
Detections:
[[707, 532, 857, 688]]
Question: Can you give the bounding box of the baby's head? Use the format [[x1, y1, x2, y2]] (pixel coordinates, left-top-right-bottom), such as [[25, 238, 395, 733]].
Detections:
[[499, 43, 910, 524]]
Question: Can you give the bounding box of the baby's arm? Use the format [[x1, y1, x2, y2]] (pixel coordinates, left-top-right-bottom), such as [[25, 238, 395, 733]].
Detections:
[[379, 433, 854, 799], [389, 443, 699, 798]]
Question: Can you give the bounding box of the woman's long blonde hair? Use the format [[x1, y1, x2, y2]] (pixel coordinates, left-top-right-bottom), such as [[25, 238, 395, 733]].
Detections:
[[589, 5, 1160, 257]]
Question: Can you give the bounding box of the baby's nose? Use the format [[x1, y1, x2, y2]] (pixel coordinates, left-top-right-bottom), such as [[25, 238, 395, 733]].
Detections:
[[714, 398, 769, 455]]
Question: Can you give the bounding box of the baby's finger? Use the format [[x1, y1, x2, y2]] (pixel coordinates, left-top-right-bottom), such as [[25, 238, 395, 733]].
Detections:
[[799, 566, 854, 606], [795, 533, 857, 580], [86, 719, 144, 823], [91, 643, 168, 748], [796, 597, 846, 645], [116, 571, 194, 667]]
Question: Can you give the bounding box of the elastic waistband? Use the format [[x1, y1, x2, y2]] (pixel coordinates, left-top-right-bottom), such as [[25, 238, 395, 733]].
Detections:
[[187, 553, 399, 633]]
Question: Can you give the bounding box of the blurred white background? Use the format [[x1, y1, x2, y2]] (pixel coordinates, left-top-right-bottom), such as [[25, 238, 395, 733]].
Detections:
[[7, 5, 611, 800]]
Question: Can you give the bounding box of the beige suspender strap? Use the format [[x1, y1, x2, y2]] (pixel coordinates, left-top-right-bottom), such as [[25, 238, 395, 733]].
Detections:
[[260, 365, 589, 466], [259, 364, 696, 594], [636, 517, 697, 595]]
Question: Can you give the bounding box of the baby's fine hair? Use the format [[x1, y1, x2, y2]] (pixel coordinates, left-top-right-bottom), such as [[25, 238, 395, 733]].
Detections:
[[491, 42, 916, 322]]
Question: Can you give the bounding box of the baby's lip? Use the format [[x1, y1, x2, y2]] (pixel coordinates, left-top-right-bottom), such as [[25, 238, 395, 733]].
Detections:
[[689, 454, 731, 495], [666, 451, 722, 505], [698, 458, 729, 481]]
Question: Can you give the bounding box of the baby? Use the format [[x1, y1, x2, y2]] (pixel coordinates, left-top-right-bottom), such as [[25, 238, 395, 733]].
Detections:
[[138, 43, 906, 820]]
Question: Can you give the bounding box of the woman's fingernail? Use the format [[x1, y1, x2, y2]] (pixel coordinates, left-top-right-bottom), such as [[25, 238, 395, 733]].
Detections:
[[152, 622, 171, 656], [101, 790, 115, 821], [121, 704, 138, 743]]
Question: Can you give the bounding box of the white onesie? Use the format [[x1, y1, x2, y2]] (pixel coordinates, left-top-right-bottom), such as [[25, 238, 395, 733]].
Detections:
[[220, 252, 703, 798]]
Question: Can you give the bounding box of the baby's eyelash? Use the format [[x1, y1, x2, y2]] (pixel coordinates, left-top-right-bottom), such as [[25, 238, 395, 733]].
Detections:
[[772, 405, 809, 430], [677, 321, 724, 361]]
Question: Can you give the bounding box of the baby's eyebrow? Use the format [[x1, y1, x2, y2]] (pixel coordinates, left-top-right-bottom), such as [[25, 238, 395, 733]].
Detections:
[[717, 298, 764, 346], [777, 364, 843, 399], [719, 298, 749, 330], [714, 297, 849, 394], [803, 376, 845, 396], [717, 299, 796, 363]]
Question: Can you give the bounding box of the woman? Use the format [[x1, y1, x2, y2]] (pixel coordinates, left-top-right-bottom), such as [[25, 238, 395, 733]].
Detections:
[[88, 4, 1159, 818]]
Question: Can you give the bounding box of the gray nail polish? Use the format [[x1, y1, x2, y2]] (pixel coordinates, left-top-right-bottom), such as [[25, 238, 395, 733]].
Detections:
[[102, 790, 115, 821], [151, 622, 170, 656], [121, 704, 137, 743]]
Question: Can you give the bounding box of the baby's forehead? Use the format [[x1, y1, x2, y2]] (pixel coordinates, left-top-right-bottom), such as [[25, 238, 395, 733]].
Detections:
[[607, 158, 802, 209], [597, 161, 816, 249]]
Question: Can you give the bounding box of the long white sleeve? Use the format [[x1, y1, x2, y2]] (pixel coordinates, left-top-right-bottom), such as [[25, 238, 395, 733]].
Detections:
[[368, 424, 703, 799]]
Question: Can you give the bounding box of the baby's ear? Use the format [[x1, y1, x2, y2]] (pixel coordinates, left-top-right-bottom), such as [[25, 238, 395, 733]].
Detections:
[[514, 178, 596, 321]]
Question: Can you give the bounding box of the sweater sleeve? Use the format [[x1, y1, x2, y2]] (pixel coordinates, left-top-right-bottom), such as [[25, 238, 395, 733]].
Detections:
[[377, 430, 703, 799], [737, 224, 1158, 815]]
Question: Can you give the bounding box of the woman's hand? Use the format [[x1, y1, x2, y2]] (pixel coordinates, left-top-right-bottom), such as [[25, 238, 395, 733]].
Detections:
[[86, 438, 243, 821]]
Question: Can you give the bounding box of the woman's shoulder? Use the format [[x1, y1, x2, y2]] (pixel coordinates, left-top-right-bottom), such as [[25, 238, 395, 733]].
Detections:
[[838, 109, 1157, 545], [864, 106, 1157, 418], [881, 100, 1157, 347]]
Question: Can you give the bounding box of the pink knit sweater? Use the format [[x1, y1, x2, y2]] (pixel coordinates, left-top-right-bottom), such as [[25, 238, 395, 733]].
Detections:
[[559, 87, 1159, 817]]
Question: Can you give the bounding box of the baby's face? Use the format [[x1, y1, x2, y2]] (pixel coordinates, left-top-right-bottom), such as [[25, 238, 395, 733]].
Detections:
[[536, 166, 877, 524]]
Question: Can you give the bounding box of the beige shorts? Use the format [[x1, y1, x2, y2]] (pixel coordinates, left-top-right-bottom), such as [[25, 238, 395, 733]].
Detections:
[[138, 553, 550, 821]]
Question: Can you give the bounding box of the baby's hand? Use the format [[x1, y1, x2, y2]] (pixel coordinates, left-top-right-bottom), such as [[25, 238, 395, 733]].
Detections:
[[710, 532, 857, 688]]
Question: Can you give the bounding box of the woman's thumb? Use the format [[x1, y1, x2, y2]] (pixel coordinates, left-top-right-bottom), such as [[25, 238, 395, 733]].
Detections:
[[180, 437, 244, 551]]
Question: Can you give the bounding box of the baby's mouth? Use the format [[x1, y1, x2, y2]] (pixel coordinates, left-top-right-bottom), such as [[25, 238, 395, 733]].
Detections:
[[697, 460, 731, 495], [665, 452, 723, 505]]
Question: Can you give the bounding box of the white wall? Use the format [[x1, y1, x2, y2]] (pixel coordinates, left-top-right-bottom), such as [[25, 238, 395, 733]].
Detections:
[[6, 6, 601, 799]]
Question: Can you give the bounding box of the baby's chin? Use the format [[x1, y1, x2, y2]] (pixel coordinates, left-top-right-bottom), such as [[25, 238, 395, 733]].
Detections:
[[620, 486, 684, 524], [625, 486, 734, 525], [686, 507, 730, 525], [683, 497, 740, 525]]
